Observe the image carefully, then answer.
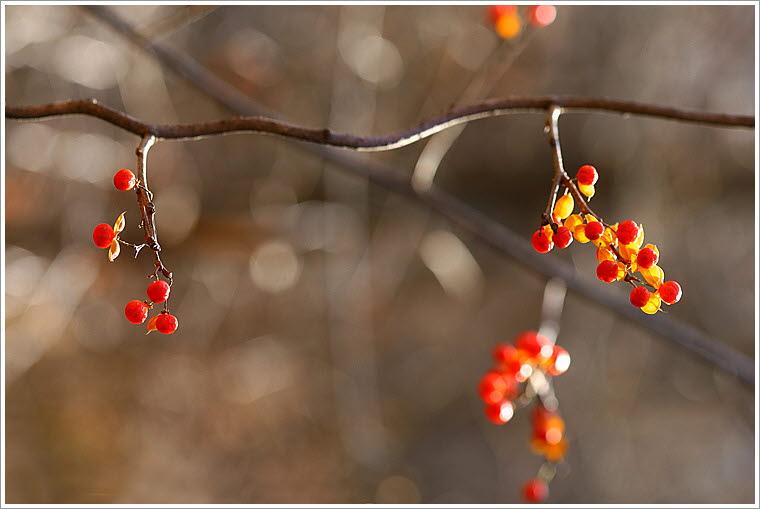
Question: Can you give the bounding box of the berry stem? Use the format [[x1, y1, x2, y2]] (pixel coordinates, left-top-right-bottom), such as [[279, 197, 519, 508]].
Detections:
[[135, 134, 173, 284]]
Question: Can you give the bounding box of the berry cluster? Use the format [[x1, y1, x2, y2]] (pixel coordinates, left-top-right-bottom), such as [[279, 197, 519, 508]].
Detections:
[[124, 281, 178, 334], [488, 5, 556, 39], [93, 169, 178, 334], [532, 165, 682, 314], [479, 330, 570, 503], [479, 331, 570, 425]]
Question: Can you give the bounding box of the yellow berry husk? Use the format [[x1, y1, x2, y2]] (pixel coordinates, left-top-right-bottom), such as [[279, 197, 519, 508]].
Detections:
[[578, 183, 595, 198], [643, 243, 659, 257], [529, 437, 547, 457], [564, 214, 584, 233], [640, 265, 664, 288], [641, 292, 662, 314], [618, 242, 638, 262], [573, 224, 590, 243], [145, 315, 159, 335], [630, 224, 645, 249], [553, 194, 575, 220], [495, 13, 521, 39], [543, 438, 569, 462], [542, 223, 554, 242], [596, 246, 615, 263], [593, 226, 615, 248]]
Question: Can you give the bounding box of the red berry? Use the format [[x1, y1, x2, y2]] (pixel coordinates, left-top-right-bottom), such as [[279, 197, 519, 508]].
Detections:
[[629, 286, 650, 308], [553, 226, 573, 249], [522, 478, 549, 503], [596, 259, 620, 283], [493, 343, 518, 365], [659, 281, 682, 304], [617, 220, 639, 245], [527, 5, 556, 27], [515, 331, 552, 360], [485, 400, 515, 425], [478, 372, 508, 405], [93, 223, 116, 248], [156, 313, 179, 334], [576, 164, 598, 186], [125, 300, 150, 324], [146, 280, 171, 303], [584, 221, 604, 241], [488, 4, 517, 23], [637, 247, 658, 269], [532, 229, 554, 253], [113, 168, 136, 191], [547, 345, 571, 376]]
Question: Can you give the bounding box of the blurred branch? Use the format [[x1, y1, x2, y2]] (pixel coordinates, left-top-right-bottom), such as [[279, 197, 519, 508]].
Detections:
[[5, 96, 754, 150], [6, 7, 754, 386]]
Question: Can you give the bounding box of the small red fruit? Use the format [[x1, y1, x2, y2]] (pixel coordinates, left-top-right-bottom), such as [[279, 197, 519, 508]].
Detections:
[[113, 169, 136, 191], [546, 345, 571, 376], [147, 280, 171, 303], [596, 259, 620, 283], [515, 331, 552, 360], [584, 221, 604, 241], [527, 5, 556, 27], [637, 247, 658, 269], [659, 281, 682, 304], [156, 313, 179, 334], [125, 300, 150, 324], [576, 164, 598, 186], [617, 220, 639, 245], [488, 4, 517, 23], [93, 223, 116, 248], [485, 400, 515, 425], [522, 478, 549, 503], [629, 286, 650, 308], [553, 226, 573, 249], [478, 372, 509, 405], [532, 229, 554, 253]]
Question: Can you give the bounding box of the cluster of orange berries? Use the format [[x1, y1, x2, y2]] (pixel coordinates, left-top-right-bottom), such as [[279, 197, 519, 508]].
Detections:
[[478, 331, 570, 424], [531, 164, 683, 314], [488, 5, 556, 39], [125, 281, 178, 335], [479, 331, 569, 503], [92, 168, 179, 334]]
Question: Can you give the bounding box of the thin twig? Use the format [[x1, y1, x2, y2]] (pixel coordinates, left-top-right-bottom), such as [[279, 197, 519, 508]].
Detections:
[[134, 134, 172, 283], [5, 96, 754, 151]]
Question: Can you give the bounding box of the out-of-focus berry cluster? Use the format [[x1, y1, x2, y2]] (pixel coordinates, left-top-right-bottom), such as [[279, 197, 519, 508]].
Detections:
[[487, 5, 556, 40], [479, 330, 570, 502], [531, 164, 683, 313]]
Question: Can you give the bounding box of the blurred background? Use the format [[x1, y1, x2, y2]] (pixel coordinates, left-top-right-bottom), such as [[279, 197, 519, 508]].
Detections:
[[4, 4, 755, 504]]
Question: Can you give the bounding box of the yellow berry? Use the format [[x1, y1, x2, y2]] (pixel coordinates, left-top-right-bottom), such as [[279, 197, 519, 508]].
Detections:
[[553, 194, 575, 220]]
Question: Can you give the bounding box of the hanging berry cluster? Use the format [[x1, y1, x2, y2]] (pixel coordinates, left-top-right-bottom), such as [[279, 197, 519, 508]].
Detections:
[[479, 330, 570, 503], [92, 164, 179, 334], [532, 164, 683, 313], [487, 4, 557, 40]]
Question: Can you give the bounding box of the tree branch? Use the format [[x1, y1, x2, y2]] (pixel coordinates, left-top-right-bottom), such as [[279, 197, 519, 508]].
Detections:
[[5, 96, 754, 151], [6, 7, 753, 386]]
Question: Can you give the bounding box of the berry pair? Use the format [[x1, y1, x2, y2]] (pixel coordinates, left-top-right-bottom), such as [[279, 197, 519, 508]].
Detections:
[[488, 5, 557, 40], [124, 280, 178, 334]]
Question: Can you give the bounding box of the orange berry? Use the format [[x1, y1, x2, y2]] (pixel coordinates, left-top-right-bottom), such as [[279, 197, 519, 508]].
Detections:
[[629, 286, 650, 308], [546, 345, 571, 376], [478, 372, 512, 405], [532, 229, 554, 253], [515, 331, 552, 361], [659, 281, 682, 304], [113, 168, 136, 191], [617, 220, 639, 245], [584, 221, 604, 241], [577, 164, 598, 186], [485, 400, 515, 425], [636, 247, 658, 269], [92, 223, 116, 249], [553, 226, 573, 248], [156, 313, 179, 334], [146, 280, 171, 303], [495, 12, 521, 39], [522, 478, 548, 503], [596, 260, 621, 283], [125, 300, 150, 324]]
